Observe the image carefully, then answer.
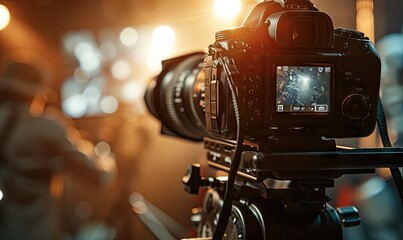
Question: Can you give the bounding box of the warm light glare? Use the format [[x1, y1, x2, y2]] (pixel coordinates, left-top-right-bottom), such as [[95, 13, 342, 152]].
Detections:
[[152, 25, 176, 54], [214, 0, 241, 19], [147, 53, 163, 72], [0, 4, 10, 31], [149, 25, 176, 72], [356, 0, 374, 42], [120, 27, 138, 46]]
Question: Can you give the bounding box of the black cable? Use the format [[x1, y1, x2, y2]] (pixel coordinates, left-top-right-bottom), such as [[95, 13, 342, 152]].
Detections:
[[377, 98, 403, 205], [212, 55, 245, 240]]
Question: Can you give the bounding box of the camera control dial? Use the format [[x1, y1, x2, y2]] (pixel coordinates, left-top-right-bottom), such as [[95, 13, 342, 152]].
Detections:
[[342, 93, 370, 120], [335, 28, 365, 40], [215, 27, 253, 41]]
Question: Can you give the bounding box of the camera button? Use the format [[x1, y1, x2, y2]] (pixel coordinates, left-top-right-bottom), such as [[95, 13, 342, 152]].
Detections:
[[342, 94, 368, 120], [361, 44, 369, 52]]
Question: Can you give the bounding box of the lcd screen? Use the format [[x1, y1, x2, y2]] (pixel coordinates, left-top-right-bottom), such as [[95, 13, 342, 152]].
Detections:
[[276, 65, 331, 113]]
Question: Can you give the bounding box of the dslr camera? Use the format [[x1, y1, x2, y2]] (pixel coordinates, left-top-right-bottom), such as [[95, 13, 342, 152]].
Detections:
[[145, 0, 403, 239], [145, 0, 380, 142]]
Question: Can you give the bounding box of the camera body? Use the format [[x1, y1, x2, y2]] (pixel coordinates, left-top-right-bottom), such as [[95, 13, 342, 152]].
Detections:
[[203, 1, 381, 140], [143, 1, 403, 239]]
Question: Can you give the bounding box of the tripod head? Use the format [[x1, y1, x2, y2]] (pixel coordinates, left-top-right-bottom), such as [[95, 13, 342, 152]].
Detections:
[[182, 137, 403, 239]]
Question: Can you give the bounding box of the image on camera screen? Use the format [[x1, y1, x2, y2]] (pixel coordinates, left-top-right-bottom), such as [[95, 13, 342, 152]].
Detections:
[[276, 65, 331, 113]]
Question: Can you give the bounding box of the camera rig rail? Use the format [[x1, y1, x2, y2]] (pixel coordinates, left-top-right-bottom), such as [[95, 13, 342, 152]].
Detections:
[[203, 137, 403, 181], [182, 138, 403, 239]]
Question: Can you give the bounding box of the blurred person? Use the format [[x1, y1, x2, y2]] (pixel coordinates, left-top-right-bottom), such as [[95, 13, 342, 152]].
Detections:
[[0, 49, 111, 240]]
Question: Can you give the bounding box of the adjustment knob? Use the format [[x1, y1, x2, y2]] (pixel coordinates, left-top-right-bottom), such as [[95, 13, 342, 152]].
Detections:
[[182, 163, 212, 194], [342, 94, 369, 120], [215, 27, 253, 41], [336, 206, 361, 227], [335, 28, 365, 39]]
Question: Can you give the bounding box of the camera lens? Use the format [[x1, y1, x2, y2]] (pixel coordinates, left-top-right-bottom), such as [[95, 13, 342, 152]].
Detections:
[[144, 53, 208, 141]]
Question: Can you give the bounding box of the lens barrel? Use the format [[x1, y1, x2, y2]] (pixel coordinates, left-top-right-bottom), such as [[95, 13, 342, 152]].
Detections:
[[144, 53, 208, 141]]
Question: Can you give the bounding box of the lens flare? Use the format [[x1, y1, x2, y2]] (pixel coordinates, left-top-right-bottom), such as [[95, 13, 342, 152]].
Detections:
[[152, 25, 176, 54], [214, 0, 241, 19], [0, 4, 10, 30]]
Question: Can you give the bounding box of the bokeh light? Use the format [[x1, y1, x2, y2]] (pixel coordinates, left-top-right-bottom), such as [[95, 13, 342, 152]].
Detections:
[[73, 67, 91, 83], [62, 94, 88, 118], [148, 25, 176, 72], [101, 96, 119, 114], [0, 4, 10, 31], [120, 27, 138, 46], [214, 0, 242, 19], [152, 25, 176, 54], [111, 59, 131, 80], [74, 42, 101, 73], [95, 141, 111, 158], [83, 85, 102, 109]]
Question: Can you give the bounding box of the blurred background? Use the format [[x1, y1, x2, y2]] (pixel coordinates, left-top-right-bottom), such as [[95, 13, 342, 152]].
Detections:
[[0, 0, 402, 239]]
